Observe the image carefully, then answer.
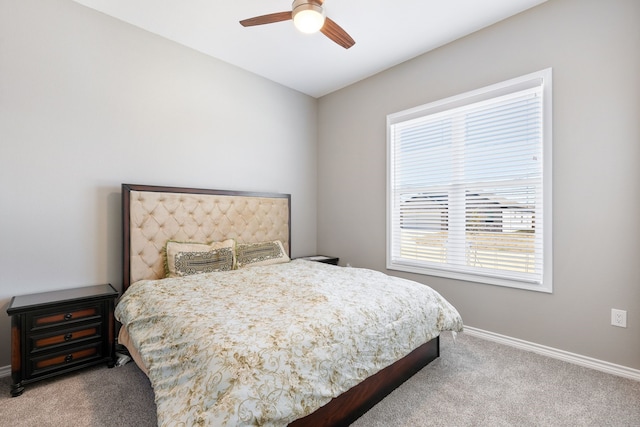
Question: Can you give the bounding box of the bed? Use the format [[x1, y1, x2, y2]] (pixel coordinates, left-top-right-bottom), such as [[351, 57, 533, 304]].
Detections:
[[116, 183, 463, 426]]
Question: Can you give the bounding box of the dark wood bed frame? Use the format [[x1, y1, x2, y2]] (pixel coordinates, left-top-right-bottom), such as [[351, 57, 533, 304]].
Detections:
[[121, 183, 440, 426]]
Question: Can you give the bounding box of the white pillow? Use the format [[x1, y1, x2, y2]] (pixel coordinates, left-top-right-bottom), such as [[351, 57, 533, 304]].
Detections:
[[164, 239, 235, 277], [235, 240, 290, 269]]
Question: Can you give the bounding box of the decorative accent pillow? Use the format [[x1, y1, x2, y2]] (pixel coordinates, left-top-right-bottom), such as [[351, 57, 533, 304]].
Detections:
[[235, 240, 290, 269], [165, 239, 235, 278]]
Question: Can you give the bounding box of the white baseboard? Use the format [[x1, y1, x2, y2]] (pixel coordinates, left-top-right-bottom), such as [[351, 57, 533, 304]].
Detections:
[[2, 328, 637, 382], [0, 364, 10, 379], [463, 326, 640, 382]]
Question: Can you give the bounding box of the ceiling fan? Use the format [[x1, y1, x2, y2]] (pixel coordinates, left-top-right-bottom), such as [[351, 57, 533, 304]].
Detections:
[[240, 0, 356, 49]]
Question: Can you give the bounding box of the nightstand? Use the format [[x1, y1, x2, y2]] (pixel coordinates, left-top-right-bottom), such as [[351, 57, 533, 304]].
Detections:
[[6, 284, 118, 397], [298, 255, 340, 265]]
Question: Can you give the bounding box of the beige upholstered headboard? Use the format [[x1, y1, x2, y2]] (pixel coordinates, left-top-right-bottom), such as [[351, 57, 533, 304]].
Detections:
[[122, 184, 291, 290]]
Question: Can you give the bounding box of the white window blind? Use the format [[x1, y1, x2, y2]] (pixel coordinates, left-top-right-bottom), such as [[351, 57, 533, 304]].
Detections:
[[387, 69, 552, 292]]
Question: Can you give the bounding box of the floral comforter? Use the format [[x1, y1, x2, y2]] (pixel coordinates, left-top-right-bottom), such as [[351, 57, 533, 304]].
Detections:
[[115, 259, 463, 426]]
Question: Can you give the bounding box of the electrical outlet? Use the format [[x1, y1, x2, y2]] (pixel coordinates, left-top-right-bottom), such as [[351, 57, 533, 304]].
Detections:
[[611, 309, 627, 328]]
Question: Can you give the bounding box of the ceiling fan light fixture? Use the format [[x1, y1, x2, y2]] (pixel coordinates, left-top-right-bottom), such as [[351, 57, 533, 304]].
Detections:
[[292, 0, 325, 34]]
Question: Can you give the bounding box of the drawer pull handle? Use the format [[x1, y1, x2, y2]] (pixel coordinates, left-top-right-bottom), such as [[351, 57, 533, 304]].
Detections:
[[64, 313, 73, 321], [65, 354, 73, 363], [64, 333, 73, 341]]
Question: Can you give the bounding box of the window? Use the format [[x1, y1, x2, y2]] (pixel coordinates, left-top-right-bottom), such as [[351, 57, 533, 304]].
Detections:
[[387, 69, 552, 292]]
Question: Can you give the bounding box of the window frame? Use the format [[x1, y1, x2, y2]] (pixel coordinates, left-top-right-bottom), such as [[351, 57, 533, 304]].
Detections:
[[386, 69, 553, 293]]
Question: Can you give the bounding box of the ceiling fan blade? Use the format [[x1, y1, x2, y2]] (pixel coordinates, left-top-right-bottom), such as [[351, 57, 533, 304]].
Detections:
[[320, 17, 355, 49], [240, 11, 292, 27]]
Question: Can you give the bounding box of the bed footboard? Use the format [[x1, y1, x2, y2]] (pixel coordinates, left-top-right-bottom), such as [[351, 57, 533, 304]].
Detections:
[[289, 336, 440, 426]]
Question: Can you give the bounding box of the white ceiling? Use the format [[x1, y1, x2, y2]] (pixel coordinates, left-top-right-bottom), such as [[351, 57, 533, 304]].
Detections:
[[72, 0, 546, 98]]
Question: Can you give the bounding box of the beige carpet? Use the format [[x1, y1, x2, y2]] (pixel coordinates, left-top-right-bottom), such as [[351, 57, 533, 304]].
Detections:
[[1, 332, 639, 426]]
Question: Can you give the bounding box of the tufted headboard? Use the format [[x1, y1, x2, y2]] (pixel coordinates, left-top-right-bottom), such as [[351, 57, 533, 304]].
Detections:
[[122, 184, 291, 291]]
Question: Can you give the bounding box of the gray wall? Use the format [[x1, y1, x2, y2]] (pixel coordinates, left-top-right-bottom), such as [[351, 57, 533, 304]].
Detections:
[[318, 0, 640, 370], [0, 0, 318, 367]]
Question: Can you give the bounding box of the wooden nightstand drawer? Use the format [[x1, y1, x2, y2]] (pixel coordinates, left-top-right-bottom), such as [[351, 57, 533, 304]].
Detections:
[[7, 284, 118, 397], [28, 304, 102, 331], [28, 342, 103, 378], [29, 323, 102, 353]]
